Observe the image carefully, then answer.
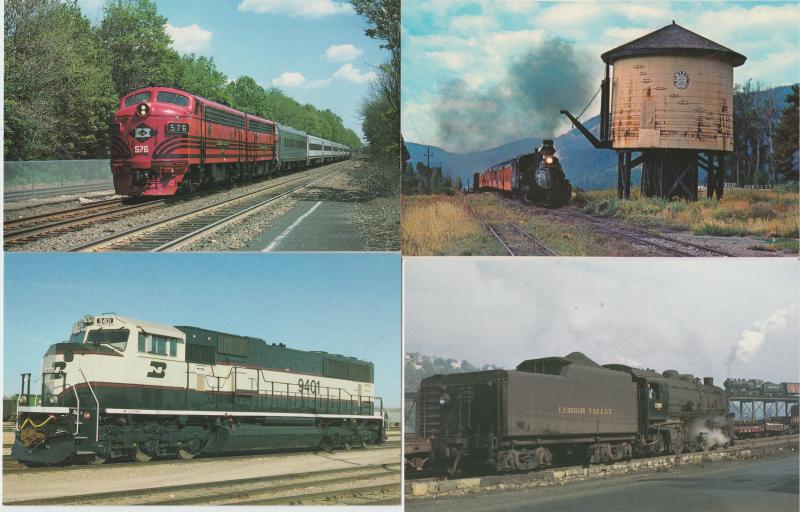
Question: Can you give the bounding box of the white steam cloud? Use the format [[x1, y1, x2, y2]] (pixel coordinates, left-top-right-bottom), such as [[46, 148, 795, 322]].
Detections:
[[726, 306, 791, 371]]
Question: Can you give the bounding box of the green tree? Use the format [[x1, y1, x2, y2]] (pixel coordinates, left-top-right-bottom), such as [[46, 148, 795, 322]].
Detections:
[[99, 0, 177, 96], [351, 0, 399, 161], [772, 84, 799, 182], [4, 0, 117, 160], [174, 54, 231, 103]]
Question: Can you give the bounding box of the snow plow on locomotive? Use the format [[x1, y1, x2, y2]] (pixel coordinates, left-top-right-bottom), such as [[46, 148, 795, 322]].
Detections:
[[472, 139, 572, 207], [110, 87, 351, 197], [414, 352, 732, 475], [12, 314, 384, 466]]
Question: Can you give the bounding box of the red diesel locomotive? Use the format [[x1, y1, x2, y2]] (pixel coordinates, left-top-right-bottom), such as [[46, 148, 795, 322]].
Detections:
[[110, 87, 349, 197]]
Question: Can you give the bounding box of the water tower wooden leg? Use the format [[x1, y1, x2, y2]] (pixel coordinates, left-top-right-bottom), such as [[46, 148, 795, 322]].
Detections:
[[617, 152, 624, 199], [623, 151, 632, 199], [706, 153, 717, 199], [716, 154, 726, 200]]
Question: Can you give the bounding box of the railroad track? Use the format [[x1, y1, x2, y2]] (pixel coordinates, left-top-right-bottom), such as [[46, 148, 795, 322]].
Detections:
[[66, 167, 342, 252], [2, 440, 400, 475], [464, 201, 556, 256], [4, 462, 401, 506], [2, 199, 166, 250], [551, 209, 734, 257]]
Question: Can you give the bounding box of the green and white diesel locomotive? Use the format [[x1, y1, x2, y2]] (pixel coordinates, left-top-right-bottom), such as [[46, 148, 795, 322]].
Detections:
[[13, 314, 385, 465]]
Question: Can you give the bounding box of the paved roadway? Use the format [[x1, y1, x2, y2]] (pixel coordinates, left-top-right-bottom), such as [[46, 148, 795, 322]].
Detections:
[[408, 454, 799, 512], [245, 200, 364, 251]]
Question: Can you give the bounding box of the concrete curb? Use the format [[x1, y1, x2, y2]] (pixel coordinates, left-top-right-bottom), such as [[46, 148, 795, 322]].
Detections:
[[407, 439, 799, 499]]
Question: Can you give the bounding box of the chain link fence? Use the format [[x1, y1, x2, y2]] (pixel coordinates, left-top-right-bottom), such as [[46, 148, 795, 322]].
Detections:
[[4, 159, 113, 202]]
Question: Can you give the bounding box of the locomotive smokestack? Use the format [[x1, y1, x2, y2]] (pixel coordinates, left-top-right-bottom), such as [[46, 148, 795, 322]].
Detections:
[[704, 377, 714, 386]]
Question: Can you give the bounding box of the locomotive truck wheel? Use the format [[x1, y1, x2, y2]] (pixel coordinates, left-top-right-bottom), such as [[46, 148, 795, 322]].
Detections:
[[176, 448, 196, 460], [319, 437, 334, 452], [132, 444, 153, 463], [89, 455, 107, 465]]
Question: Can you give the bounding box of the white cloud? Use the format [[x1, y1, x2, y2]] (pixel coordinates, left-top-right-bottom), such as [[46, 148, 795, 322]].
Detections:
[[238, 0, 353, 17], [271, 64, 375, 89], [332, 63, 377, 84], [450, 14, 497, 35], [164, 23, 213, 54], [324, 44, 363, 62], [271, 71, 307, 87]]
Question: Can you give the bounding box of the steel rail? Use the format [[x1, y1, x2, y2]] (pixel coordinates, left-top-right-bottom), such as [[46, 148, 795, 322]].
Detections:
[[4, 199, 122, 229], [152, 169, 341, 251], [65, 167, 339, 252], [508, 222, 558, 256], [553, 210, 734, 257], [3, 201, 163, 248], [462, 201, 515, 256], [4, 462, 401, 506]]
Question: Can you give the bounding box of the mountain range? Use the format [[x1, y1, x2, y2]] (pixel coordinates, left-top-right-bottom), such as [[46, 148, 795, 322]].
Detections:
[[405, 85, 793, 191]]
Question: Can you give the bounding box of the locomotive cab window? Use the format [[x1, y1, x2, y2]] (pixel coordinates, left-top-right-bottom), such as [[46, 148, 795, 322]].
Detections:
[[138, 333, 180, 357], [157, 91, 189, 107], [124, 92, 151, 107], [86, 329, 130, 351], [69, 331, 85, 344]]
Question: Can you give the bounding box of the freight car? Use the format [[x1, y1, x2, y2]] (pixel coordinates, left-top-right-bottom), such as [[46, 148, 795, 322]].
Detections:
[[472, 139, 572, 207], [724, 378, 799, 438], [420, 352, 732, 475], [110, 86, 351, 197], [12, 314, 384, 465]]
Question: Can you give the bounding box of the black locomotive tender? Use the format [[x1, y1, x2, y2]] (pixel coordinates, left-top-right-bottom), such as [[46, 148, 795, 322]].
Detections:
[[417, 352, 732, 474]]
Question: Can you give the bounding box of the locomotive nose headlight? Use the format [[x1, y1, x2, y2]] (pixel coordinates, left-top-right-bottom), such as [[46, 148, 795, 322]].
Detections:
[[49, 396, 58, 404], [439, 393, 451, 406], [83, 411, 91, 419], [545, 157, 554, 164], [137, 103, 150, 117]]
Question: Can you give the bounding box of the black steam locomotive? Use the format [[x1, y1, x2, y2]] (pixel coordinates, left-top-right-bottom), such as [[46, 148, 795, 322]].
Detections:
[[472, 140, 572, 207], [419, 352, 732, 474]]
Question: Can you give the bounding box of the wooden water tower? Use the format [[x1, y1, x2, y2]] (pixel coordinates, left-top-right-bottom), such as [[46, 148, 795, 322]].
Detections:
[[562, 22, 746, 200]]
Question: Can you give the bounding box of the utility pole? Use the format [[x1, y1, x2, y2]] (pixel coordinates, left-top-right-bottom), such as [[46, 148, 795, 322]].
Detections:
[[424, 146, 433, 169]]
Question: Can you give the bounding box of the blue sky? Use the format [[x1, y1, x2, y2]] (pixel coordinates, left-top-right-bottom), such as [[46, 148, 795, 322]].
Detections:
[[402, 0, 800, 151], [78, 0, 387, 140], [3, 253, 401, 407]]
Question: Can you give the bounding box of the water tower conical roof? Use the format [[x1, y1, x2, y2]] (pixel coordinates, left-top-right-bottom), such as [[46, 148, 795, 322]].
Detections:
[[601, 22, 746, 67]]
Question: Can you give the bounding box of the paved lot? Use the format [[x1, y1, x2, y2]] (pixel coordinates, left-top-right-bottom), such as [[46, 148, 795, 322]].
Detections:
[[245, 200, 365, 251], [4, 446, 400, 502], [408, 453, 799, 512]]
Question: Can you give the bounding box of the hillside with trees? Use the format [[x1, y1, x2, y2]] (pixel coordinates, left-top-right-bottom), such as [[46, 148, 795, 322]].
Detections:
[[403, 84, 800, 193], [405, 352, 500, 392], [4, 0, 362, 161]]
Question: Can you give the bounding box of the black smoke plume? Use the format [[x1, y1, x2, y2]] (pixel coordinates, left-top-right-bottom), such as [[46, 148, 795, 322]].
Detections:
[[434, 38, 595, 153]]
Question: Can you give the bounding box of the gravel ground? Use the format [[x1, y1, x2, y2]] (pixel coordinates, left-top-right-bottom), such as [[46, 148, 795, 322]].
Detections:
[[3, 446, 401, 502], [180, 159, 398, 251], [4, 191, 120, 220], [180, 162, 355, 251], [8, 168, 332, 252]]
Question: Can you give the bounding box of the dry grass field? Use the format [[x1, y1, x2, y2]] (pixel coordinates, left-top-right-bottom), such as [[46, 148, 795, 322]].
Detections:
[[579, 185, 799, 252], [401, 194, 650, 256], [401, 196, 505, 255]]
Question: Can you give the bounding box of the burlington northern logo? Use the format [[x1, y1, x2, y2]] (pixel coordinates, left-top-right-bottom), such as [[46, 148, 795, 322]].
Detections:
[[130, 124, 156, 142]]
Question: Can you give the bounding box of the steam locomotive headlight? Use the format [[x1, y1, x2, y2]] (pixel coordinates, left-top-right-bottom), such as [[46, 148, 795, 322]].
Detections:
[[137, 103, 150, 117], [439, 393, 451, 406], [545, 157, 554, 164], [83, 411, 91, 419]]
